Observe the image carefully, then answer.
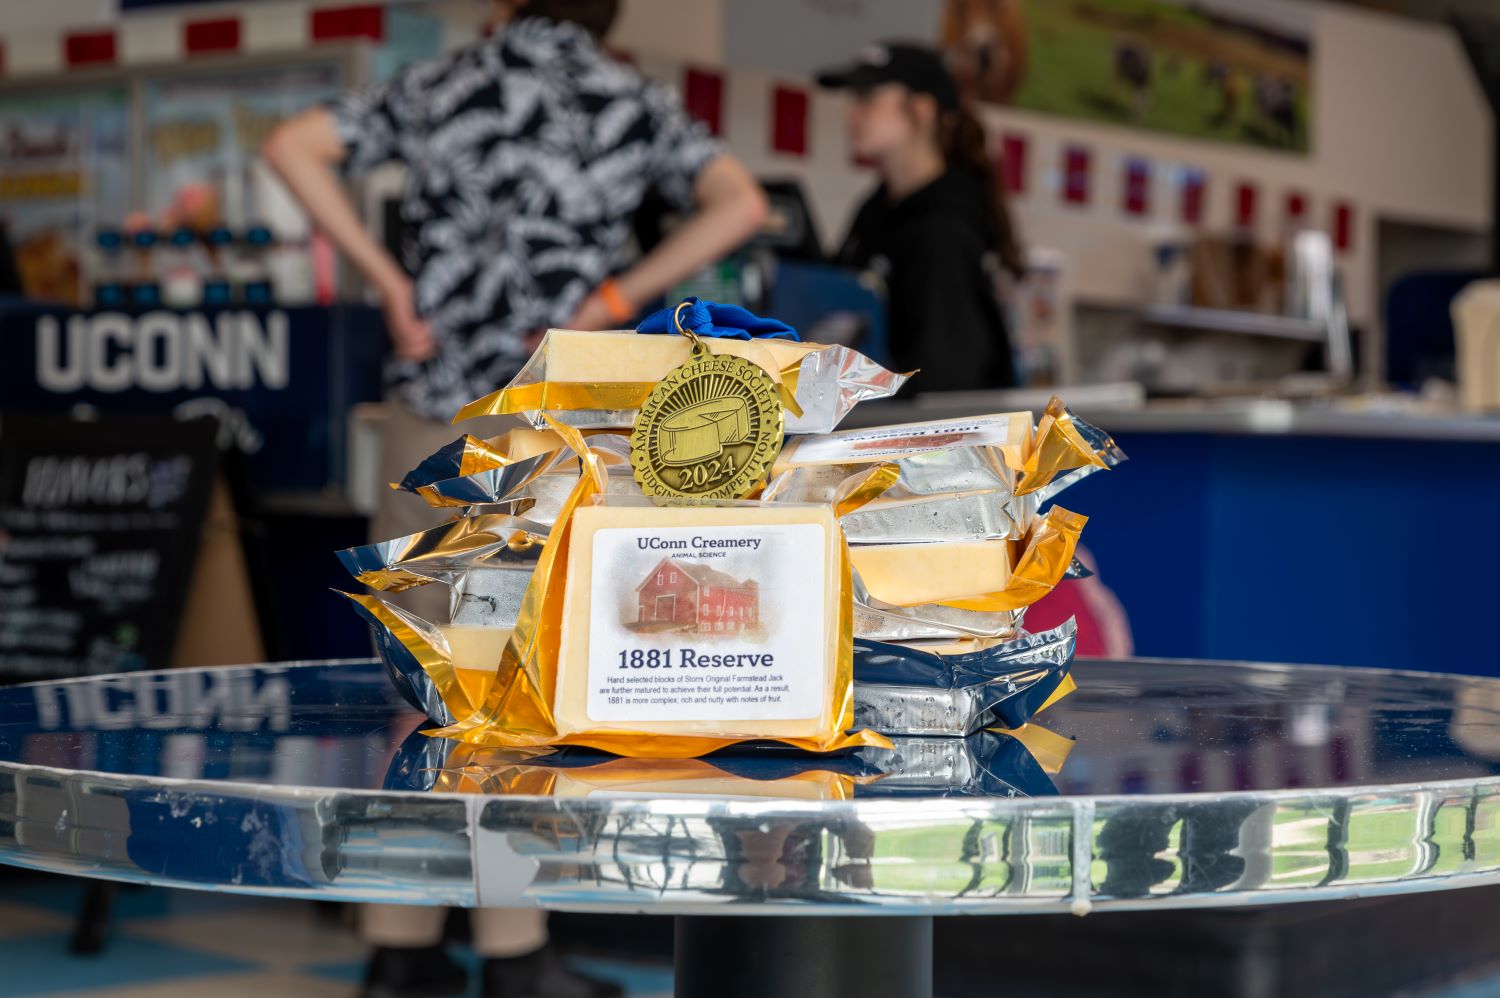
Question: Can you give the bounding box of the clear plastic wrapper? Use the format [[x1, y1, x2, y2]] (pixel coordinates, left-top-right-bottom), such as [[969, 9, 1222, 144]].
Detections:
[[397, 449, 569, 509], [347, 595, 458, 725], [767, 413, 1028, 502], [845, 505, 1086, 636], [853, 601, 1020, 642], [448, 566, 531, 628], [401, 433, 642, 526], [838, 491, 1028, 544], [849, 728, 1073, 798], [450, 328, 906, 434], [1014, 397, 1128, 498], [766, 401, 1124, 546], [335, 513, 548, 592], [392, 429, 563, 493], [852, 619, 1076, 736], [359, 422, 888, 758], [343, 319, 1124, 761], [352, 587, 1071, 739]]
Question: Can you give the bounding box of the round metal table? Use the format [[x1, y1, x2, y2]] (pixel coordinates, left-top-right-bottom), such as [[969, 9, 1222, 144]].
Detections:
[[3, 657, 1499, 998]]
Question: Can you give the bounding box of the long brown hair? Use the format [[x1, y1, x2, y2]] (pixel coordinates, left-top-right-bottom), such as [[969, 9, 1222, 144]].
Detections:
[[939, 104, 1026, 278]]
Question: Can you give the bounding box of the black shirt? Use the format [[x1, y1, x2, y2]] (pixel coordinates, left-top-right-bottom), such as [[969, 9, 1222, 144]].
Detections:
[[837, 168, 1015, 393]]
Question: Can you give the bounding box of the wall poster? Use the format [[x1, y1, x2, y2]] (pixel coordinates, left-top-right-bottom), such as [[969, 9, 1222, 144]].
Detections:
[[941, 0, 1312, 152]]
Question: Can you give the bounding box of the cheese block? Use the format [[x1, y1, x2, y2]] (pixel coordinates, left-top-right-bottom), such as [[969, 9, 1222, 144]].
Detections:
[[541, 328, 814, 385], [439, 625, 512, 705], [850, 540, 1011, 607], [555, 502, 842, 740], [491, 427, 567, 462]]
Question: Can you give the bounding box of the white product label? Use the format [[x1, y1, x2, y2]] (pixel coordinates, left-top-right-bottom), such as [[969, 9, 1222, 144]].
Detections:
[[586, 523, 827, 723], [786, 415, 1020, 464]]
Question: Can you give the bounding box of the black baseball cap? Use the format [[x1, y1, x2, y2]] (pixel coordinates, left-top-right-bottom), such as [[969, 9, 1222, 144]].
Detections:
[[816, 42, 960, 110]]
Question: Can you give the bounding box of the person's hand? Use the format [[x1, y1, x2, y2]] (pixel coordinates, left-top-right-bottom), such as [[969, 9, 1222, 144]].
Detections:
[[378, 274, 438, 362], [562, 289, 622, 331]]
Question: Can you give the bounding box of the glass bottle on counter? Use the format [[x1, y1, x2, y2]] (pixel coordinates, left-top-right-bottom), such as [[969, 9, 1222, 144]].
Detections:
[[241, 225, 275, 306], [161, 227, 204, 309], [128, 229, 162, 308], [91, 228, 127, 309], [203, 227, 235, 306]]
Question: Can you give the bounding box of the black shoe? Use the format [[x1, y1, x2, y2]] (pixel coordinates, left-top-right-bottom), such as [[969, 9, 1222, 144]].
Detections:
[[482, 944, 625, 998], [361, 944, 469, 998]]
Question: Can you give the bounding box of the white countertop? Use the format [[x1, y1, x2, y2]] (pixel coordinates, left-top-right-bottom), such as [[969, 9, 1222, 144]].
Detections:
[[843, 392, 1500, 443]]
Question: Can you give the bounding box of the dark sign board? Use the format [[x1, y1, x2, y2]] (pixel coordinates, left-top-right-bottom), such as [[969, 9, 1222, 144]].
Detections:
[[0, 415, 221, 682], [0, 304, 386, 493]]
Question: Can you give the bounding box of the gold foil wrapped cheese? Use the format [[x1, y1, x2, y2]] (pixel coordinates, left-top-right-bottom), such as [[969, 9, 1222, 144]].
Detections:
[[454, 328, 907, 434]]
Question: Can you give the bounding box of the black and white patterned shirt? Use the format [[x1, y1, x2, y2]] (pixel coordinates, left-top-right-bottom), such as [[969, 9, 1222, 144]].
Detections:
[[328, 17, 722, 420]]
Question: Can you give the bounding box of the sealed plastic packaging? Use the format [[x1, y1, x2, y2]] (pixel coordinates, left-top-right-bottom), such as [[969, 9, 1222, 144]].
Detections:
[[341, 299, 1127, 761], [767, 413, 1031, 504], [852, 600, 1019, 642], [765, 401, 1124, 545], [353, 583, 1075, 739], [852, 620, 1076, 735], [336, 513, 547, 593], [396, 432, 641, 526], [847, 504, 1087, 642], [849, 727, 1073, 798], [389, 430, 595, 501], [363, 422, 887, 757], [450, 327, 907, 434], [393, 427, 569, 496]]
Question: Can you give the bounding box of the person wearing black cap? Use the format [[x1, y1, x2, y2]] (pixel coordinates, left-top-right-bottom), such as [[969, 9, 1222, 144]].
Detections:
[[819, 42, 1024, 393]]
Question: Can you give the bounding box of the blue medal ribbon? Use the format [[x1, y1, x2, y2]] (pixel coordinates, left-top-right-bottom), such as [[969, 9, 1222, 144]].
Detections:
[[637, 296, 800, 341]]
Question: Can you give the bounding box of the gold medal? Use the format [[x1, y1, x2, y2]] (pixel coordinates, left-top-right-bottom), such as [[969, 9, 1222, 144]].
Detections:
[[630, 304, 785, 500]]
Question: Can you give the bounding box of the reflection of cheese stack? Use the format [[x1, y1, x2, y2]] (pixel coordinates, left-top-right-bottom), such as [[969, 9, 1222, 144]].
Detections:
[[660, 397, 750, 465], [551, 762, 843, 800]]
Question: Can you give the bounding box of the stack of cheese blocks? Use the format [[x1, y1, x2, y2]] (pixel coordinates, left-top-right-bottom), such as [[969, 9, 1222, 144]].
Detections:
[[762, 409, 1051, 650], [344, 324, 1116, 754]]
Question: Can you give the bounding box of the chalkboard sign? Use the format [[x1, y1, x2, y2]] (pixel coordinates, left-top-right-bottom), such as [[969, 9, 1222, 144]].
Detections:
[[0, 415, 221, 682]]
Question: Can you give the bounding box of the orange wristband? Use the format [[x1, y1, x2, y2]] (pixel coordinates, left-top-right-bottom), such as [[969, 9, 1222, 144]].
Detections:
[[597, 277, 634, 325]]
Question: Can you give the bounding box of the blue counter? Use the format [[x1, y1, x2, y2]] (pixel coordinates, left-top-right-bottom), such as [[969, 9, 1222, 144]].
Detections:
[[858, 398, 1500, 674]]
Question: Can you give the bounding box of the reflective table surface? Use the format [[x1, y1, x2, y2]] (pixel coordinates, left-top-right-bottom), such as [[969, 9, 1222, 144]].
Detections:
[[3, 658, 1500, 915]]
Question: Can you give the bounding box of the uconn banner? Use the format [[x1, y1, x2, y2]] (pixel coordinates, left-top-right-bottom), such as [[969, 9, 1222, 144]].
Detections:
[[0, 304, 385, 491]]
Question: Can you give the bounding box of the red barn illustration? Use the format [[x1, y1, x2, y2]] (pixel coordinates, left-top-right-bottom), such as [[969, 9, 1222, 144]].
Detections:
[[635, 557, 760, 634]]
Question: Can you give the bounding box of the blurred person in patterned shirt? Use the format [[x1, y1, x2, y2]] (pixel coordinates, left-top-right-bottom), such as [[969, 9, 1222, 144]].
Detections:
[[263, 2, 766, 996]]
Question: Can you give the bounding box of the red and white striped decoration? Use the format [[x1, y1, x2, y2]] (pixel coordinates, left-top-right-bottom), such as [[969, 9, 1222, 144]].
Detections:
[[184, 18, 242, 57], [770, 84, 808, 157], [310, 4, 385, 43], [3, 3, 397, 77], [682, 65, 724, 135], [0, 1, 1366, 277], [64, 30, 116, 69]]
